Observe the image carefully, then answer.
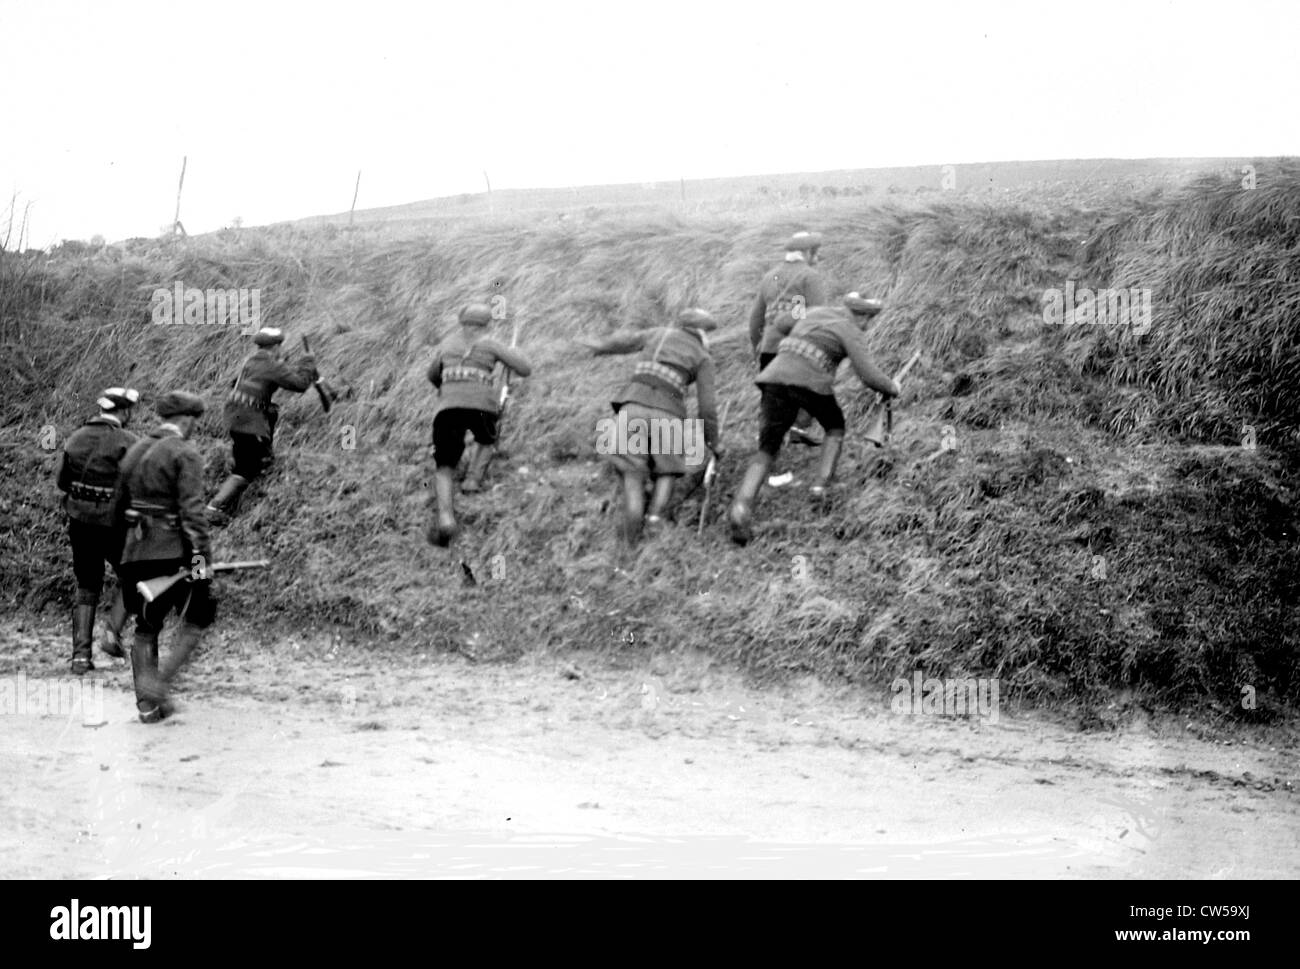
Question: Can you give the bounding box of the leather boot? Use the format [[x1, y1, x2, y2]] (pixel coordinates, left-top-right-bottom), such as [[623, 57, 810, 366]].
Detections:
[[644, 476, 675, 535], [131, 630, 164, 723], [71, 598, 96, 674], [158, 621, 202, 717], [100, 588, 129, 659], [620, 471, 648, 544], [809, 434, 845, 497], [729, 453, 773, 546], [429, 467, 459, 547], [461, 445, 495, 494], [206, 474, 249, 526]]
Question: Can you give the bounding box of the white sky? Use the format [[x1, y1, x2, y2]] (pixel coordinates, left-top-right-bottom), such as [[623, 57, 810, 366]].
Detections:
[[1, 0, 1296, 244]]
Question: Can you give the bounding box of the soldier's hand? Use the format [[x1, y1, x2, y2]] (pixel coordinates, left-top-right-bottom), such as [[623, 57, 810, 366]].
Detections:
[[888, 379, 902, 398]]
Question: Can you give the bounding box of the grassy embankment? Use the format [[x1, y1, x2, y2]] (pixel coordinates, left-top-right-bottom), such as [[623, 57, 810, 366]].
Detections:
[[1, 169, 1296, 722]]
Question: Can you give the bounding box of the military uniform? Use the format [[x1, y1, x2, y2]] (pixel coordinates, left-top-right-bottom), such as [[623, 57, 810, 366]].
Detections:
[[54, 388, 139, 672], [114, 391, 215, 722], [208, 328, 317, 522], [730, 295, 896, 545], [426, 304, 533, 546], [589, 308, 721, 543], [748, 232, 829, 367]]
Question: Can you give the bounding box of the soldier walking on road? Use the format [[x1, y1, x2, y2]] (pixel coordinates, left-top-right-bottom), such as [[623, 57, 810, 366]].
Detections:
[[729, 294, 898, 545], [425, 303, 533, 547], [580, 308, 723, 544], [748, 231, 830, 448], [114, 391, 218, 723], [54, 386, 140, 673], [207, 327, 318, 524]]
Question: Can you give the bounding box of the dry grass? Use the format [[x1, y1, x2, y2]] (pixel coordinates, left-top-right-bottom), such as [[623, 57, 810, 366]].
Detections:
[[2, 171, 1297, 723]]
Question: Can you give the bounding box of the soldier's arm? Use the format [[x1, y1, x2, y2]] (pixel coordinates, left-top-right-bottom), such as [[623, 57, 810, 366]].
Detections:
[[55, 448, 70, 493], [110, 439, 148, 524], [269, 354, 318, 393], [175, 446, 213, 565], [426, 350, 444, 388], [488, 340, 532, 377], [580, 331, 646, 356], [838, 320, 899, 397], [747, 293, 767, 352], [805, 270, 830, 309], [694, 356, 721, 451]]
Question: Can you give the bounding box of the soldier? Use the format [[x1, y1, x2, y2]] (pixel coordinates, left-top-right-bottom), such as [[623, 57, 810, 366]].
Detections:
[[426, 303, 533, 547], [114, 391, 216, 723], [729, 294, 899, 545], [580, 308, 722, 544], [207, 327, 318, 524], [54, 386, 140, 673], [748, 230, 830, 447]]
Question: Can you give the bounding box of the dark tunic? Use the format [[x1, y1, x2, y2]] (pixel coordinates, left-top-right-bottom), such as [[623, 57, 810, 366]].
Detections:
[[756, 306, 896, 397], [747, 259, 830, 356], [114, 426, 212, 567], [426, 329, 532, 416], [223, 349, 317, 440]]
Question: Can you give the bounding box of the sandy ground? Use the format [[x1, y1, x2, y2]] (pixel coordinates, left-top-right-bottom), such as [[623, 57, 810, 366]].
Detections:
[[2, 621, 1297, 879]]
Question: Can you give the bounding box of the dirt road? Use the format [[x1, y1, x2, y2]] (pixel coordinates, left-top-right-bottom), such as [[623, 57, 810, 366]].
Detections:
[[3, 622, 1296, 878]]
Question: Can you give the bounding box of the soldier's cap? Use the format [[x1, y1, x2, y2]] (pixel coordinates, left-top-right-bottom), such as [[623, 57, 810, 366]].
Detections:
[[253, 327, 284, 347], [155, 390, 206, 419], [459, 303, 493, 327], [676, 307, 718, 332], [843, 293, 884, 317], [784, 231, 824, 252], [97, 387, 140, 411]]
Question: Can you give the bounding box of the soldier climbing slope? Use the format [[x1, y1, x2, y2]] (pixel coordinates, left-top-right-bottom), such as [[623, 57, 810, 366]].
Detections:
[[54, 386, 140, 673], [729, 293, 898, 546], [113, 391, 217, 723], [207, 327, 318, 524], [425, 303, 533, 547], [748, 230, 830, 448], [578, 308, 722, 545]]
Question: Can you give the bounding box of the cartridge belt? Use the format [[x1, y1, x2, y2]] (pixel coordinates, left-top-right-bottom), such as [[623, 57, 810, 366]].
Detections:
[[632, 361, 687, 395], [443, 366, 494, 385], [68, 482, 115, 502], [779, 337, 836, 373]]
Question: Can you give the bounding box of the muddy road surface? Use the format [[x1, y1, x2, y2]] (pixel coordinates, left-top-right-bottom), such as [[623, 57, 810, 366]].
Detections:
[[3, 622, 1297, 878]]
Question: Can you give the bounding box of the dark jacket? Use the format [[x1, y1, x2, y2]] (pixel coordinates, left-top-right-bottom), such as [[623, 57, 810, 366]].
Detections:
[[427, 328, 532, 416], [756, 306, 897, 398], [55, 416, 138, 527], [223, 349, 318, 439], [114, 426, 211, 566], [594, 326, 720, 450], [748, 259, 830, 355]]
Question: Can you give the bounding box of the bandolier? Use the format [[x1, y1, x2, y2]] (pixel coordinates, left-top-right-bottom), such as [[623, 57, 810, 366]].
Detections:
[[584, 307, 722, 544], [425, 303, 533, 546], [54, 387, 140, 673], [114, 391, 216, 723], [207, 327, 317, 523], [729, 294, 898, 545]]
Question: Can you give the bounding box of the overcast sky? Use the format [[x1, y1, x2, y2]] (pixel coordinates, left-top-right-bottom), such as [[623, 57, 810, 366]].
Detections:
[[1, 0, 1295, 244]]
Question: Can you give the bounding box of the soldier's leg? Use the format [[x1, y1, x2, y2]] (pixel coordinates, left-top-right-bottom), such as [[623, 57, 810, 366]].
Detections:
[[156, 580, 217, 715], [645, 474, 677, 535], [207, 433, 260, 524], [429, 411, 469, 547], [730, 386, 794, 546], [100, 527, 130, 659], [807, 393, 848, 496], [461, 412, 500, 494], [68, 520, 103, 674], [120, 563, 166, 723], [620, 469, 648, 544]]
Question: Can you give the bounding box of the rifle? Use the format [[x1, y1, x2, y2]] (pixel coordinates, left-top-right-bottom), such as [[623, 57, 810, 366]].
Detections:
[[493, 315, 525, 450], [136, 559, 271, 604], [863, 349, 922, 448], [697, 400, 733, 536], [300, 336, 339, 413]]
